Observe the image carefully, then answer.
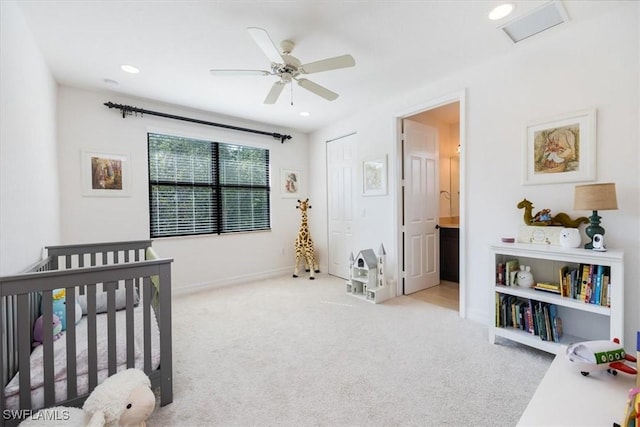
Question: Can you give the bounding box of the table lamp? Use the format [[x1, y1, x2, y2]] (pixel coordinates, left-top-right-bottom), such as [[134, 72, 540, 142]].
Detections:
[[573, 182, 618, 250]]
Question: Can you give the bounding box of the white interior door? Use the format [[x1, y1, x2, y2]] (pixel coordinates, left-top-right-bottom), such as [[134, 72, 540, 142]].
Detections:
[[327, 134, 356, 279], [403, 119, 439, 294]]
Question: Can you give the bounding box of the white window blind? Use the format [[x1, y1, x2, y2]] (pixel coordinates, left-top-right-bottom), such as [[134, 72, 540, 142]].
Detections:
[[148, 133, 270, 237]]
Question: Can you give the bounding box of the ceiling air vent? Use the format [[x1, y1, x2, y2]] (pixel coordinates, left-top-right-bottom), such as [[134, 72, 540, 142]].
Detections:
[[500, 1, 569, 43]]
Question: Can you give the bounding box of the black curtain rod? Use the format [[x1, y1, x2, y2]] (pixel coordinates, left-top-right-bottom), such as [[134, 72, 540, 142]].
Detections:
[[103, 101, 292, 143]]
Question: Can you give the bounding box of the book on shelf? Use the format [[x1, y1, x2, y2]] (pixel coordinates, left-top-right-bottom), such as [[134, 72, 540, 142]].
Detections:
[[533, 282, 561, 294], [504, 259, 519, 286], [496, 263, 505, 285], [558, 265, 568, 297]]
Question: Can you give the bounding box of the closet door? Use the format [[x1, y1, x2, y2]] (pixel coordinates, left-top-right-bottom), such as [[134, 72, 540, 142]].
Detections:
[[327, 133, 356, 279]]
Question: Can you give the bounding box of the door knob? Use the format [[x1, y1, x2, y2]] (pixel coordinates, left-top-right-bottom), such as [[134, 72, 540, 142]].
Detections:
[[435, 224, 440, 229]]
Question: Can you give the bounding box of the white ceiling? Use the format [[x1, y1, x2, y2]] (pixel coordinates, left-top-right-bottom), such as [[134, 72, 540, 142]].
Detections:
[[16, 1, 623, 133]]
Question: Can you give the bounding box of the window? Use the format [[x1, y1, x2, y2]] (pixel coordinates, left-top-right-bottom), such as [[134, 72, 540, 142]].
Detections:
[[148, 133, 270, 237]]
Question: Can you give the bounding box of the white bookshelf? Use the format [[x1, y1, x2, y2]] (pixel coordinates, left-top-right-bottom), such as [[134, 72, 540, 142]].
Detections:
[[488, 242, 624, 355]]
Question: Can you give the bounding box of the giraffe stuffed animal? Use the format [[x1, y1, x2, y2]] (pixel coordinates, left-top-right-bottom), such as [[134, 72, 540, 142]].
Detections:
[[293, 198, 320, 280]]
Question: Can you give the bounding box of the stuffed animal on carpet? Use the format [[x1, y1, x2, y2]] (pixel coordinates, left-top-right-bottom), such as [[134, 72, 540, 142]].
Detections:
[[32, 314, 63, 347], [19, 368, 156, 427]]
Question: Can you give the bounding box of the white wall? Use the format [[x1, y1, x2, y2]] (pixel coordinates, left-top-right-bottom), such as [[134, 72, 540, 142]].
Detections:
[[57, 87, 309, 292], [0, 0, 60, 274], [309, 4, 640, 348]]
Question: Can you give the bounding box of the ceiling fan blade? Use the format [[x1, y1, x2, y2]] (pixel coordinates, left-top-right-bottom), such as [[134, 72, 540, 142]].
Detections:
[[247, 27, 283, 64], [264, 81, 286, 104], [297, 78, 339, 101], [210, 69, 271, 76], [299, 54, 355, 74]]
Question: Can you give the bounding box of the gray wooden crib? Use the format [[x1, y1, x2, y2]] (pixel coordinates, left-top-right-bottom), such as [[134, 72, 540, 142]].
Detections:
[[0, 240, 173, 426]]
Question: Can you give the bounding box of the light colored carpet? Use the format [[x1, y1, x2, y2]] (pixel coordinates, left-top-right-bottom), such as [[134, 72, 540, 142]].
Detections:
[[147, 274, 552, 427]]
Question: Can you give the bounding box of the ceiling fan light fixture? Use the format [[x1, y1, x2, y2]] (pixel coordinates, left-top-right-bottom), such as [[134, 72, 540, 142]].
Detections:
[[120, 64, 140, 74], [489, 3, 515, 20]]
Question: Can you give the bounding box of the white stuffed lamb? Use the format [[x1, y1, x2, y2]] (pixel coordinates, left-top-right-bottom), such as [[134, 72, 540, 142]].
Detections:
[[19, 368, 156, 427]]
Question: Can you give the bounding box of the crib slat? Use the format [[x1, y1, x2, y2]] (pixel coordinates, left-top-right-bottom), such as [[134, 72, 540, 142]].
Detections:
[[125, 279, 135, 368], [1, 296, 6, 417], [143, 277, 151, 373], [158, 262, 173, 405], [6, 296, 15, 388], [41, 291, 56, 407], [105, 281, 117, 375], [18, 294, 32, 410], [65, 286, 78, 399], [86, 284, 98, 390]]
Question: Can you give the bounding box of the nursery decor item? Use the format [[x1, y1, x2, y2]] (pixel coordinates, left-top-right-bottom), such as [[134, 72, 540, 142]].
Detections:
[[516, 266, 534, 288], [522, 108, 596, 185], [19, 368, 156, 427], [82, 151, 130, 197], [517, 199, 588, 227], [573, 182, 618, 250], [51, 288, 82, 330], [559, 227, 582, 248], [293, 199, 320, 280], [32, 314, 63, 347], [345, 244, 392, 303]]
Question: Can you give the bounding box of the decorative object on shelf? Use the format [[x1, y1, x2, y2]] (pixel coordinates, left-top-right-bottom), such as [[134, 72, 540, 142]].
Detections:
[[565, 338, 638, 377], [517, 225, 561, 245], [619, 387, 640, 427], [516, 265, 534, 288], [559, 227, 582, 248], [522, 108, 596, 185], [573, 182, 618, 250], [517, 198, 589, 227], [292, 199, 320, 280], [345, 244, 391, 303]]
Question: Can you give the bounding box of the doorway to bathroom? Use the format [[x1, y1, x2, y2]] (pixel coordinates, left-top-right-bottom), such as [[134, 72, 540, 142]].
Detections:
[[396, 91, 464, 315]]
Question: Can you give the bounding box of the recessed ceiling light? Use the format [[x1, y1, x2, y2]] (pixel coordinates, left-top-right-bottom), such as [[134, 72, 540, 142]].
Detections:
[[120, 64, 140, 74], [489, 3, 515, 20], [299, 111, 310, 117]]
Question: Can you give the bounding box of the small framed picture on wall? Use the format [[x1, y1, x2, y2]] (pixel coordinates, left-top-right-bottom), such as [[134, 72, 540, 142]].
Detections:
[[281, 169, 300, 198], [363, 155, 387, 196], [82, 151, 131, 197]]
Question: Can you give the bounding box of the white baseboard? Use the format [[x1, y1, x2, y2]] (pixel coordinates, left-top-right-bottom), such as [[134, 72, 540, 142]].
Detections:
[[173, 266, 293, 296]]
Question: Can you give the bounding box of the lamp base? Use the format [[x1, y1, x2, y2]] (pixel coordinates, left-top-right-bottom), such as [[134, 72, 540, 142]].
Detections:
[[584, 210, 604, 250]]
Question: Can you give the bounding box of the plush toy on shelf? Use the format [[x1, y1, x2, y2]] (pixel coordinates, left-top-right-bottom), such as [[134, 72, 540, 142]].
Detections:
[[516, 265, 534, 288]]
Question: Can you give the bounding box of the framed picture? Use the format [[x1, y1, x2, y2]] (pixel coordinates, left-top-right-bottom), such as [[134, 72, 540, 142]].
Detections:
[[281, 169, 300, 198], [363, 155, 387, 196], [522, 108, 596, 185], [82, 151, 130, 197]]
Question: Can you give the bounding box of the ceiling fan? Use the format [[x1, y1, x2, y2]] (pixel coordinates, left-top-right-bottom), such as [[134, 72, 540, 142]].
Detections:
[[210, 27, 355, 104]]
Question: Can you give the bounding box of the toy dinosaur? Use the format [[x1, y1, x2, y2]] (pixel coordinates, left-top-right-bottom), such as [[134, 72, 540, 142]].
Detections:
[[517, 198, 589, 228]]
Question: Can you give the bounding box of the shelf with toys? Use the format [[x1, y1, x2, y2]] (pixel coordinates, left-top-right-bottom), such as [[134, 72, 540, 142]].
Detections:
[[489, 241, 624, 356]]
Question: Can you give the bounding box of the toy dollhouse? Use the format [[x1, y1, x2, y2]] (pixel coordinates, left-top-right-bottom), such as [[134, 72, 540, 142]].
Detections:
[[345, 244, 391, 303]]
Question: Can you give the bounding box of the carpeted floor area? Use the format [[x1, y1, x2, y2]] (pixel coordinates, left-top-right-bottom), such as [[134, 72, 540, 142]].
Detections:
[[146, 274, 552, 426]]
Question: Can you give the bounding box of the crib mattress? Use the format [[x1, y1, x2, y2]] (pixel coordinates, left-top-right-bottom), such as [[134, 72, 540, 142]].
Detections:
[[3, 304, 160, 410]]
